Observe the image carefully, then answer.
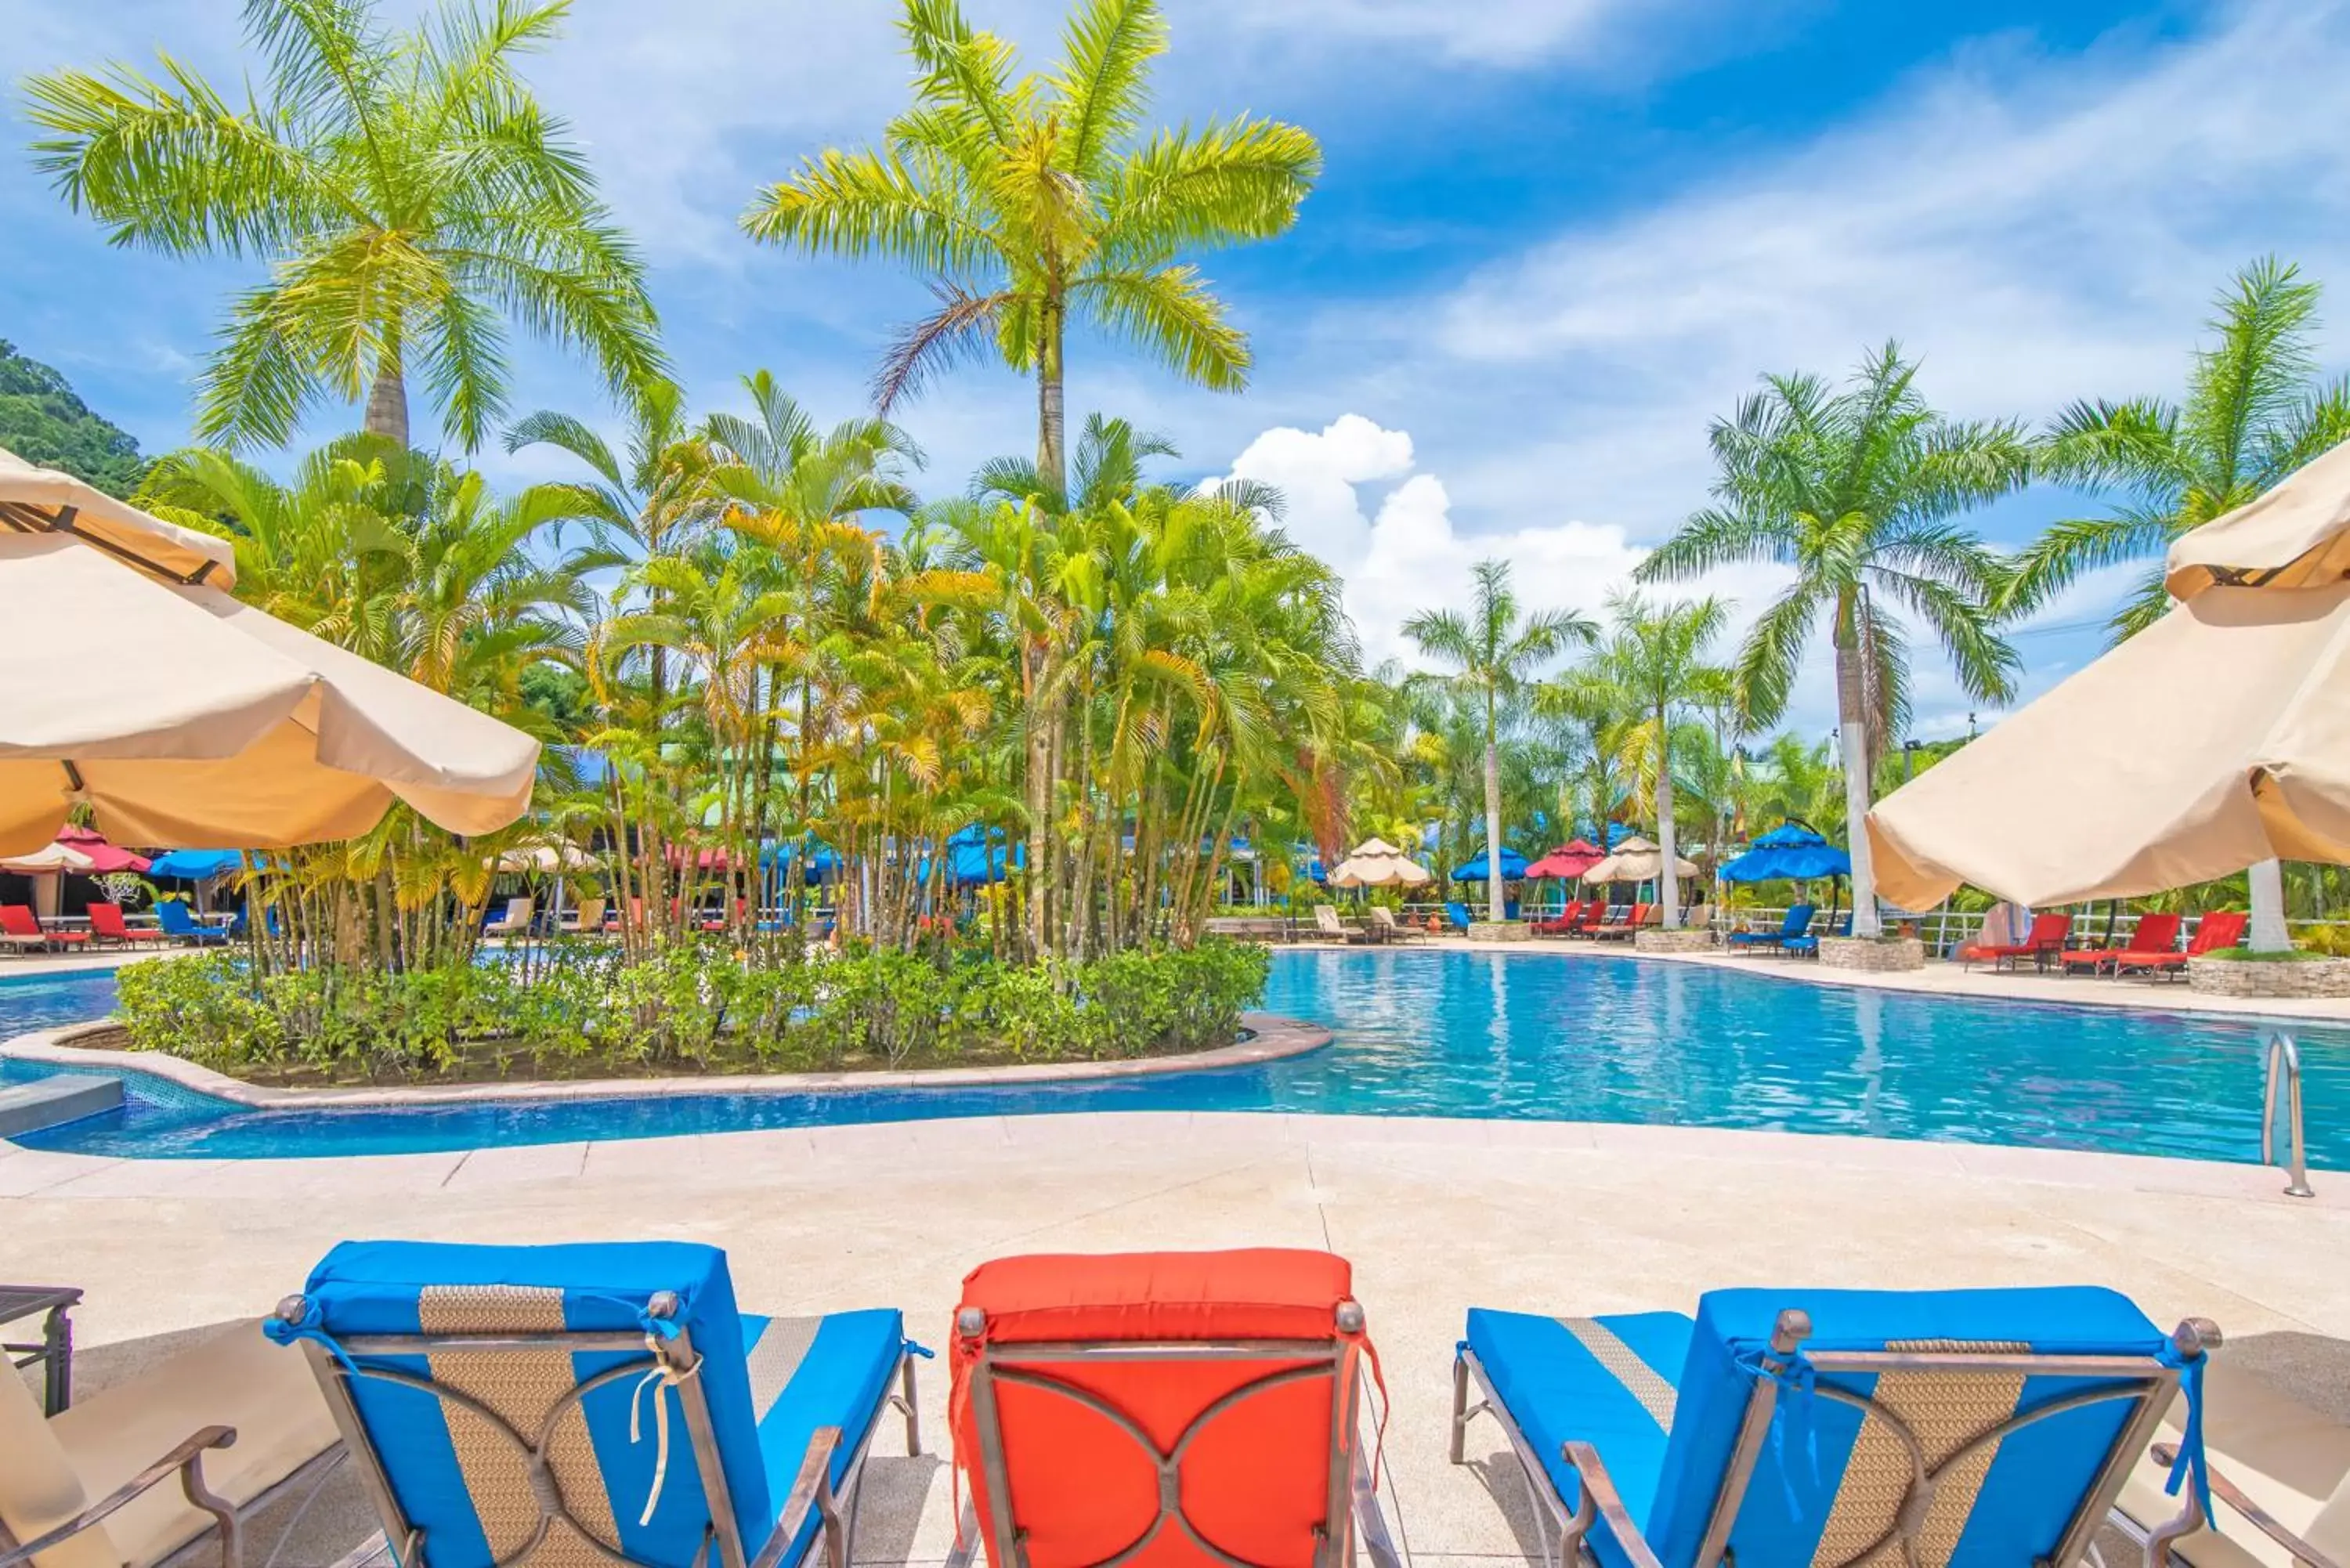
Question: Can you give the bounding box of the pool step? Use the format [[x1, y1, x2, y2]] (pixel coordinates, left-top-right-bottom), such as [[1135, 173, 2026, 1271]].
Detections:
[[0, 1075, 124, 1139]]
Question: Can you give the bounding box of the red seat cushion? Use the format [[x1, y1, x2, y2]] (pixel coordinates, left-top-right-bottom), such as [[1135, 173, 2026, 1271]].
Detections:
[[952, 1250, 1366, 1568]]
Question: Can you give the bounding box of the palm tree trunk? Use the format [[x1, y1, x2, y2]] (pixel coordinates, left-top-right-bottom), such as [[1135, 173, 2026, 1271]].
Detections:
[[363, 356, 409, 450], [1833, 623, 1883, 939], [2248, 858, 2290, 952], [1656, 714, 1679, 930], [1482, 695, 1505, 924], [1037, 292, 1066, 500]]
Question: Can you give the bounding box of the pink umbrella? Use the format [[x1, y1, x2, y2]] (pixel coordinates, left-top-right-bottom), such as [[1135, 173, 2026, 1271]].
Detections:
[[1524, 839, 1606, 880], [54, 825, 150, 874]]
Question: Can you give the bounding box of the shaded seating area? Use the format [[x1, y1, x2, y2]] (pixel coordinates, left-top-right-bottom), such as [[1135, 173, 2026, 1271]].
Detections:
[[1529, 898, 1586, 936], [1314, 903, 1375, 944], [2118, 910, 2249, 980], [1590, 901, 1653, 941], [1965, 910, 2074, 970], [1728, 902, 1814, 955], [85, 903, 167, 948], [154, 901, 231, 947], [1, 904, 85, 953], [1455, 1285, 2217, 1568]]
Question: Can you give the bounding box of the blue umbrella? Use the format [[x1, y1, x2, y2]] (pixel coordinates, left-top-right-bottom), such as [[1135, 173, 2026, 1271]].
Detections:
[[1452, 847, 1530, 882], [1718, 842, 1853, 883], [146, 850, 252, 880], [1750, 822, 1830, 849]]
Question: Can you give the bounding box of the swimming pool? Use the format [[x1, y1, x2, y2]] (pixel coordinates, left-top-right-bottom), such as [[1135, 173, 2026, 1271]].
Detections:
[[3, 949, 2344, 1166]]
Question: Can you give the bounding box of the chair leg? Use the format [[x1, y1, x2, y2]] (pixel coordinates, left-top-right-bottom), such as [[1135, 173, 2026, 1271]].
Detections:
[[898, 1353, 922, 1454]]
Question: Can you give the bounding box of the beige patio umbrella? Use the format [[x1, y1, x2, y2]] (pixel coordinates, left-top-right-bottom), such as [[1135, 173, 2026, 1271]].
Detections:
[[0, 840, 95, 874], [1580, 835, 1697, 884], [1868, 438, 2350, 909], [492, 839, 601, 874], [1325, 837, 1433, 888], [0, 451, 540, 856]]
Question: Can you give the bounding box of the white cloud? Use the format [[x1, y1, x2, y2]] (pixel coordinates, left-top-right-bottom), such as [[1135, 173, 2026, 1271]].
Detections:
[[1218, 414, 1789, 670]]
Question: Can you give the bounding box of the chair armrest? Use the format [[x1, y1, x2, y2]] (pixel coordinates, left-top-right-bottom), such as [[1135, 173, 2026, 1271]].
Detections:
[[0, 1425, 237, 1568], [751, 1425, 843, 1568], [1559, 1440, 1667, 1568], [2152, 1442, 2343, 1568]]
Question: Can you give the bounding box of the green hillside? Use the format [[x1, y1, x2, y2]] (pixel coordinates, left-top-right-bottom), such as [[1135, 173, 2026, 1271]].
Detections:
[[0, 339, 145, 497]]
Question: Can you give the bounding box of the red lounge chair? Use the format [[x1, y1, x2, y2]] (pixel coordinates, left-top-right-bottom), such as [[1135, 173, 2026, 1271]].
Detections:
[[1968, 911, 2071, 970], [86, 901, 168, 948], [2058, 912, 2180, 975], [948, 1249, 1401, 1568], [1566, 902, 1614, 938], [1528, 899, 1585, 936], [2121, 910, 2249, 978], [1591, 901, 1650, 941], [0, 904, 85, 951]]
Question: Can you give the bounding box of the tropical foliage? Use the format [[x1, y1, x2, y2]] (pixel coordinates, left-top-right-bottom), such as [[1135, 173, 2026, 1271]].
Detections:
[[0, 339, 145, 494], [26, 0, 664, 450]]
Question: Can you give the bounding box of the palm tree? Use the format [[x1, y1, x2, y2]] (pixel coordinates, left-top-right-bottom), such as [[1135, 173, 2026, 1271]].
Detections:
[[1639, 344, 2026, 938], [2006, 258, 2350, 952], [1404, 559, 1593, 923], [740, 0, 1318, 498], [27, 0, 664, 450], [1560, 594, 1729, 929]]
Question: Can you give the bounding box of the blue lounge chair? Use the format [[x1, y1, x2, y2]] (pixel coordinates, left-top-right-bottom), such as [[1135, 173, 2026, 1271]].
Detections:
[[1452, 1287, 2215, 1568], [1727, 904, 1813, 956], [1447, 901, 1475, 934], [155, 900, 231, 946], [1783, 913, 1853, 959], [267, 1240, 924, 1568]]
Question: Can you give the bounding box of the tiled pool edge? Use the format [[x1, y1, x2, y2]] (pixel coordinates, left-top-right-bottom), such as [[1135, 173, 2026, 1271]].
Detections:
[[0, 1010, 1333, 1110]]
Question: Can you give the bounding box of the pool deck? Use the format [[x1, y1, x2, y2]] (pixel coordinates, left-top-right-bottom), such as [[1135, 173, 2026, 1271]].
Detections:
[[3, 1111, 2341, 1566]]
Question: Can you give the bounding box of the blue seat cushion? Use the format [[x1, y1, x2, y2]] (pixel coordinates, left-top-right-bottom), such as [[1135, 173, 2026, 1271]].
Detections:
[[1464, 1308, 1693, 1568], [746, 1309, 907, 1568]]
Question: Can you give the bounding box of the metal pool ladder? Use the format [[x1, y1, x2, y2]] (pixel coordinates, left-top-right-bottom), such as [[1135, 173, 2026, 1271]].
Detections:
[[2262, 1031, 2315, 1198]]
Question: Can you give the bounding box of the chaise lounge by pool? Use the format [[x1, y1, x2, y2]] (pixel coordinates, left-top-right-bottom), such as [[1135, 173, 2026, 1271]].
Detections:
[[2, 948, 2344, 1166]]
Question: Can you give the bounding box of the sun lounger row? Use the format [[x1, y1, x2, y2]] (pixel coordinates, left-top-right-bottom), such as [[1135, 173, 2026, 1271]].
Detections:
[[1962, 910, 2249, 978], [1528, 901, 1669, 939], [9, 1241, 2319, 1568]]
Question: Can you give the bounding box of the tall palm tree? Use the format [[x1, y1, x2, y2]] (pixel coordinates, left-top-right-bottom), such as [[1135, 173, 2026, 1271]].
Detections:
[[27, 0, 664, 450], [740, 0, 1318, 498], [2007, 259, 2350, 951], [1404, 559, 1593, 922], [1639, 344, 2026, 938], [1559, 594, 1729, 929]]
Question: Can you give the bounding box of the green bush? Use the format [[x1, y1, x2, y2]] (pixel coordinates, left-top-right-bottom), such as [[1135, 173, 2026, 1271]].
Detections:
[[111, 936, 1271, 1081]]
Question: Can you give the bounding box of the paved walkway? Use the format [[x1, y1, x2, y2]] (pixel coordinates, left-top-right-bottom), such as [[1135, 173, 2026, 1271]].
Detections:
[[5, 1112, 2341, 1566]]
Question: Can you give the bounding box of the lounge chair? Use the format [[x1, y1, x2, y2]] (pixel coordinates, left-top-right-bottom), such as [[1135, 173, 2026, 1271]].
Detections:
[[1, 905, 86, 952], [1782, 912, 1851, 959], [1532, 902, 1589, 940], [154, 901, 230, 948], [481, 895, 533, 938], [2059, 912, 2182, 976], [557, 895, 608, 934], [1446, 901, 1475, 934], [86, 904, 168, 949], [1592, 902, 1651, 942], [1314, 904, 1372, 945], [2113, 1357, 2350, 1568], [1730, 907, 1814, 959], [1570, 901, 1613, 938], [267, 1239, 924, 1568], [0, 1318, 343, 1568], [946, 1248, 1401, 1568], [2120, 910, 2249, 980], [1367, 905, 1419, 943], [1967, 911, 2073, 971], [1453, 1285, 2218, 1568]]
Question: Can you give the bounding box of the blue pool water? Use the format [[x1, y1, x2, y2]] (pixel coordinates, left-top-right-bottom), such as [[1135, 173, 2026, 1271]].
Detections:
[[2, 950, 2344, 1166]]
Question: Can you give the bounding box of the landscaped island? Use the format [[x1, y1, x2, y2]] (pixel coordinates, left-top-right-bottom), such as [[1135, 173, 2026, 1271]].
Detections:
[[114, 939, 1270, 1089]]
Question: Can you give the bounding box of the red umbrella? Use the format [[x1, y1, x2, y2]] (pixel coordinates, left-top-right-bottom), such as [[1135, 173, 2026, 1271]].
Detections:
[[55, 825, 151, 874], [1524, 839, 1605, 880]]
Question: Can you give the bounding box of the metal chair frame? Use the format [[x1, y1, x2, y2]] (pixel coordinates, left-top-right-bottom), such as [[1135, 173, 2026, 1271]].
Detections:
[[1450, 1309, 2215, 1568], [277, 1293, 920, 1568], [947, 1317, 1401, 1568]]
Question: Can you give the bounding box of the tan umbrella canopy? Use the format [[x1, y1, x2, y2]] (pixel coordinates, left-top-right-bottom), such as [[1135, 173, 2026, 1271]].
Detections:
[[0, 451, 540, 857], [1325, 837, 1433, 888], [1869, 440, 2350, 908], [0, 840, 95, 874], [1581, 835, 1697, 883]]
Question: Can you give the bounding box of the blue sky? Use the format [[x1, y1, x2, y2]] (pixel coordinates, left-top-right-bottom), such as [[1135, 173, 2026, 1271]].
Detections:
[[7, 0, 2350, 740]]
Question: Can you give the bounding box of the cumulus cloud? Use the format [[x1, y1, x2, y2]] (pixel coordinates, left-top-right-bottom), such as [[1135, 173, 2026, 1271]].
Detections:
[[1217, 414, 1789, 672]]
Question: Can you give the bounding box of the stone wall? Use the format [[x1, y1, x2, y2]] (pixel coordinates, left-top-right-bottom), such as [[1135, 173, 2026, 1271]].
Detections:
[[1469, 921, 1531, 942], [2186, 955, 2350, 998], [1817, 936, 1925, 973], [1635, 930, 1713, 954]]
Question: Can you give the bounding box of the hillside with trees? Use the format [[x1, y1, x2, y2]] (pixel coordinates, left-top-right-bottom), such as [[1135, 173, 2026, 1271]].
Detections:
[[0, 339, 144, 495]]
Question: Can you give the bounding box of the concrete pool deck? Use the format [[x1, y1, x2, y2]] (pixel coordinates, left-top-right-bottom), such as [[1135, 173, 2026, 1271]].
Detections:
[[4, 1111, 2342, 1566]]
